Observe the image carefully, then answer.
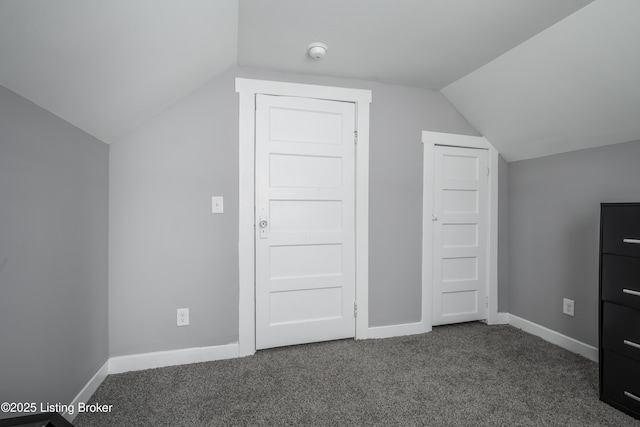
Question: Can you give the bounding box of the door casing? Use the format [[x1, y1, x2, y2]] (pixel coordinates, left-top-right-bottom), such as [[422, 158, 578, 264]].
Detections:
[[421, 131, 503, 333], [236, 78, 372, 356]]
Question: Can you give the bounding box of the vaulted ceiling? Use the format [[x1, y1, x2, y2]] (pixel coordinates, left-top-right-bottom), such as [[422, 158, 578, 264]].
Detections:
[[443, 0, 640, 161], [2, 0, 638, 162], [0, 0, 237, 144]]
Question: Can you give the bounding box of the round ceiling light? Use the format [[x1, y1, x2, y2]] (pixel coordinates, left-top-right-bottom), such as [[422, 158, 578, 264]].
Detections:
[[307, 42, 328, 59]]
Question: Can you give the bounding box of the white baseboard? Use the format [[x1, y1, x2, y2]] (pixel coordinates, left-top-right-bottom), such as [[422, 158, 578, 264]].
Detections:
[[63, 360, 109, 422], [368, 321, 426, 339], [63, 343, 238, 421], [490, 312, 509, 325], [507, 314, 598, 362], [108, 342, 239, 374]]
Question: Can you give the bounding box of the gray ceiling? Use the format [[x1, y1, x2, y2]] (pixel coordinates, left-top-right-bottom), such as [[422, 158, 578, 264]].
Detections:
[[238, 0, 591, 90], [3, 1, 638, 162], [0, 0, 237, 144], [444, 0, 640, 161]]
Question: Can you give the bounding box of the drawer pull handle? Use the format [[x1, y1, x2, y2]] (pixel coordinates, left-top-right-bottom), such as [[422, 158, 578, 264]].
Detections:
[[624, 340, 640, 350], [623, 289, 640, 297], [625, 391, 640, 403], [623, 238, 640, 244]]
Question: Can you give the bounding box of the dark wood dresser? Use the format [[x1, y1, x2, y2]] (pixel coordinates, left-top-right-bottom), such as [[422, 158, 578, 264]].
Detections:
[[600, 203, 640, 419]]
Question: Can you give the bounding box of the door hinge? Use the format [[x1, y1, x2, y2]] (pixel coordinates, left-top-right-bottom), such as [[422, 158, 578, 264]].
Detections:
[[353, 302, 358, 318], [485, 296, 489, 308], [354, 130, 358, 144], [487, 167, 491, 177]]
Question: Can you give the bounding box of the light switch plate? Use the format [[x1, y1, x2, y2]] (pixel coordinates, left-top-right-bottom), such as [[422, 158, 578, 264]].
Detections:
[[212, 196, 223, 214]]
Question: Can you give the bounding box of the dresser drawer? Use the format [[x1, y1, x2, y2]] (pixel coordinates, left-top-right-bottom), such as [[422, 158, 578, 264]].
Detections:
[[601, 205, 640, 257], [602, 350, 640, 415], [603, 302, 640, 362], [601, 254, 640, 310]]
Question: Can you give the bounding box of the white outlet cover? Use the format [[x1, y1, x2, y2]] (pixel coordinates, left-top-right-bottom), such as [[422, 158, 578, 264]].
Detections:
[[563, 298, 574, 316], [177, 308, 190, 326], [212, 196, 224, 214]]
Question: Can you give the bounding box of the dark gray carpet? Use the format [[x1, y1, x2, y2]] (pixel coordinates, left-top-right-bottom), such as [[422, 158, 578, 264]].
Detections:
[[74, 323, 639, 426]]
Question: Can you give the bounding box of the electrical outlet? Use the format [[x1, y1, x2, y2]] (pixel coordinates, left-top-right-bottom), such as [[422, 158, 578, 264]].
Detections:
[[177, 308, 189, 326], [563, 298, 574, 316]]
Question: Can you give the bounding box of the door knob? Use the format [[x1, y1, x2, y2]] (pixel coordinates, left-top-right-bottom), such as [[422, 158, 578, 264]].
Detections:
[[259, 220, 268, 228]]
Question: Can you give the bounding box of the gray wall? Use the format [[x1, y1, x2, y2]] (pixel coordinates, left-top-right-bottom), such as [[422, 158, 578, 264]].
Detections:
[[109, 69, 240, 356], [109, 66, 479, 356], [0, 86, 109, 415], [508, 140, 640, 346]]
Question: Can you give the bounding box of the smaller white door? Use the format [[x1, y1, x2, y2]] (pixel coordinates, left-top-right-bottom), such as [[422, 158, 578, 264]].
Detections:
[[432, 145, 489, 326]]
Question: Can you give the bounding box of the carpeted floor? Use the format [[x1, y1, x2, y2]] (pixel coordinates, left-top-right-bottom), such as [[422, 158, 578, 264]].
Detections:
[[74, 323, 639, 426]]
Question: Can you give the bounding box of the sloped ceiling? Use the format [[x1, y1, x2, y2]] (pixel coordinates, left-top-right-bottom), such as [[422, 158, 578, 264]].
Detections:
[[6, 0, 639, 163], [238, 0, 592, 90], [0, 0, 238, 143], [442, 0, 640, 161]]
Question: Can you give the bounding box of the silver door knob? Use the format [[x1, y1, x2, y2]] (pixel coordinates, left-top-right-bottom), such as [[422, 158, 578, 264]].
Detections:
[[259, 220, 268, 228]]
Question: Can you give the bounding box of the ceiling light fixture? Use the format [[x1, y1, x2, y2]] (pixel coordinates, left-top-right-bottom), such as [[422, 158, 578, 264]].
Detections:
[[307, 42, 328, 59]]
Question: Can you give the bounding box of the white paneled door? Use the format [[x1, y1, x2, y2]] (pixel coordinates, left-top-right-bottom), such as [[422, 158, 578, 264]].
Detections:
[[432, 145, 489, 326], [255, 94, 356, 350]]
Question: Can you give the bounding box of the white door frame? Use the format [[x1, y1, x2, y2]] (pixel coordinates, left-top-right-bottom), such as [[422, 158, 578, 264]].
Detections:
[[421, 131, 501, 333], [236, 78, 372, 356]]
